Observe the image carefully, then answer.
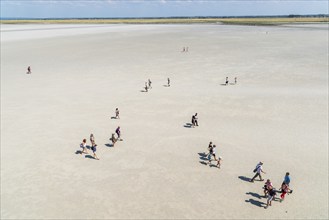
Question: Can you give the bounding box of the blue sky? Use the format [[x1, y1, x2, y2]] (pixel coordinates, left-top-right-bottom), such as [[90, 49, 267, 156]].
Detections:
[[1, 0, 328, 18]]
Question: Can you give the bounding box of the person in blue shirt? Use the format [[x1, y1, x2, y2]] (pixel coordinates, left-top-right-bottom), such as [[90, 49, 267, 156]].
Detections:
[[283, 172, 291, 186]]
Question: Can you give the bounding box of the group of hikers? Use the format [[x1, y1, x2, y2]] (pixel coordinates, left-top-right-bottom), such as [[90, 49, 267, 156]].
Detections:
[[79, 134, 99, 160], [251, 162, 293, 209], [144, 78, 170, 91], [78, 107, 122, 160], [205, 141, 222, 168], [225, 76, 237, 86]]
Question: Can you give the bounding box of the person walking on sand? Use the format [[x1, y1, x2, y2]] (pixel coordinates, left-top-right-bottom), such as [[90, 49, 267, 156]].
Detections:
[[216, 155, 223, 168], [263, 179, 273, 197], [191, 114, 196, 127], [194, 113, 198, 126], [205, 142, 213, 157], [225, 77, 229, 86], [282, 172, 291, 186], [279, 182, 293, 202], [110, 133, 117, 146], [167, 77, 170, 87], [80, 139, 88, 154], [209, 145, 217, 165], [148, 79, 152, 89], [207, 144, 214, 165], [145, 82, 148, 92], [27, 66, 31, 74], [91, 143, 99, 160], [90, 134, 95, 146], [234, 77, 237, 84], [115, 108, 120, 119], [115, 126, 121, 139], [250, 162, 266, 182], [264, 186, 277, 209]]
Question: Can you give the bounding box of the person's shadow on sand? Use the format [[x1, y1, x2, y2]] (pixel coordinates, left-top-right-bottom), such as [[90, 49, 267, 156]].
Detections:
[[75, 150, 82, 154], [238, 176, 251, 182], [85, 155, 96, 160], [110, 116, 117, 119], [245, 198, 265, 207], [105, 143, 113, 147], [184, 123, 193, 128], [246, 192, 263, 199]]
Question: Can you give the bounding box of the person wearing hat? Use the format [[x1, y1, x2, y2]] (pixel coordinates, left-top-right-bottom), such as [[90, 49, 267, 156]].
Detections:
[[250, 162, 266, 182]]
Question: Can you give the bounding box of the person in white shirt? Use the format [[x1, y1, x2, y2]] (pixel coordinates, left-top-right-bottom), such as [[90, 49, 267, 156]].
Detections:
[[250, 162, 266, 182]]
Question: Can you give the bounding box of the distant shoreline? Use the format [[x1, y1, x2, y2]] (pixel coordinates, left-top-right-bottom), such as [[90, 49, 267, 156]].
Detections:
[[1, 17, 328, 25]]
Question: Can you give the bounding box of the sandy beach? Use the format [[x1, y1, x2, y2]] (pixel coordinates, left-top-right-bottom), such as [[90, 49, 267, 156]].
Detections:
[[1, 24, 328, 219]]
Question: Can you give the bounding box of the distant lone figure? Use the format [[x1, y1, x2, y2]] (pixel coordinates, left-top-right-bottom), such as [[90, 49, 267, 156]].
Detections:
[[115, 126, 121, 139], [167, 78, 170, 87], [148, 79, 152, 89], [27, 66, 31, 74], [182, 47, 186, 52], [115, 108, 120, 119], [225, 77, 229, 86], [234, 77, 237, 84]]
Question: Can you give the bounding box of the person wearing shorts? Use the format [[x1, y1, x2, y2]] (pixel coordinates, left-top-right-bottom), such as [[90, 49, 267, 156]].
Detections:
[[90, 134, 95, 146], [265, 186, 276, 209], [115, 108, 120, 119], [91, 144, 99, 160], [80, 139, 88, 154]]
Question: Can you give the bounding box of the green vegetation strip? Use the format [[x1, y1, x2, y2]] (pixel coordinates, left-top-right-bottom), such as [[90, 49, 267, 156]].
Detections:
[[1, 17, 328, 25]]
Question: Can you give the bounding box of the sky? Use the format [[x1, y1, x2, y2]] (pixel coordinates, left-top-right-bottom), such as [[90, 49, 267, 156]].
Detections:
[[1, 0, 328, 19]]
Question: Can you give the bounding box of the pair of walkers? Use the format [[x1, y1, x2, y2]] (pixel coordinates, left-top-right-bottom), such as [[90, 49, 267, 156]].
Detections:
[[206, 142, 222, 168], [110, 126, 121, 146], [79, 134, 99, 160], [224, 76, 237, 85]]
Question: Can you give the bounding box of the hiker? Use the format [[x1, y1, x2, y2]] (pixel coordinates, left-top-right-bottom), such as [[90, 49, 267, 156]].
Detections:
[[206, 142, 213, 157], [110, 133, 117, 146], [250, 162, 266, 182], [191, 114, 196, 127], [115, 108, 120, 119], [216, 155, 223, 168], [279, 182, 293, 202], [282, 172, 291, 186], [80, 139, 88, 154], [225, 77, 229, 86], [208, 145, 217, 165], [234, 77, 237, 84], [194, 113, 198, 126], [264, 186, 277, 209], [115, 126, 121, 139], [145, 82, 148, 92], [27, 66, 31, 74], [167, 77, 170, 87], [263, 179, 273, 197], [148, 79, 152, 89], [90, 134, 95, 146], [91, 143, 99, 160]]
